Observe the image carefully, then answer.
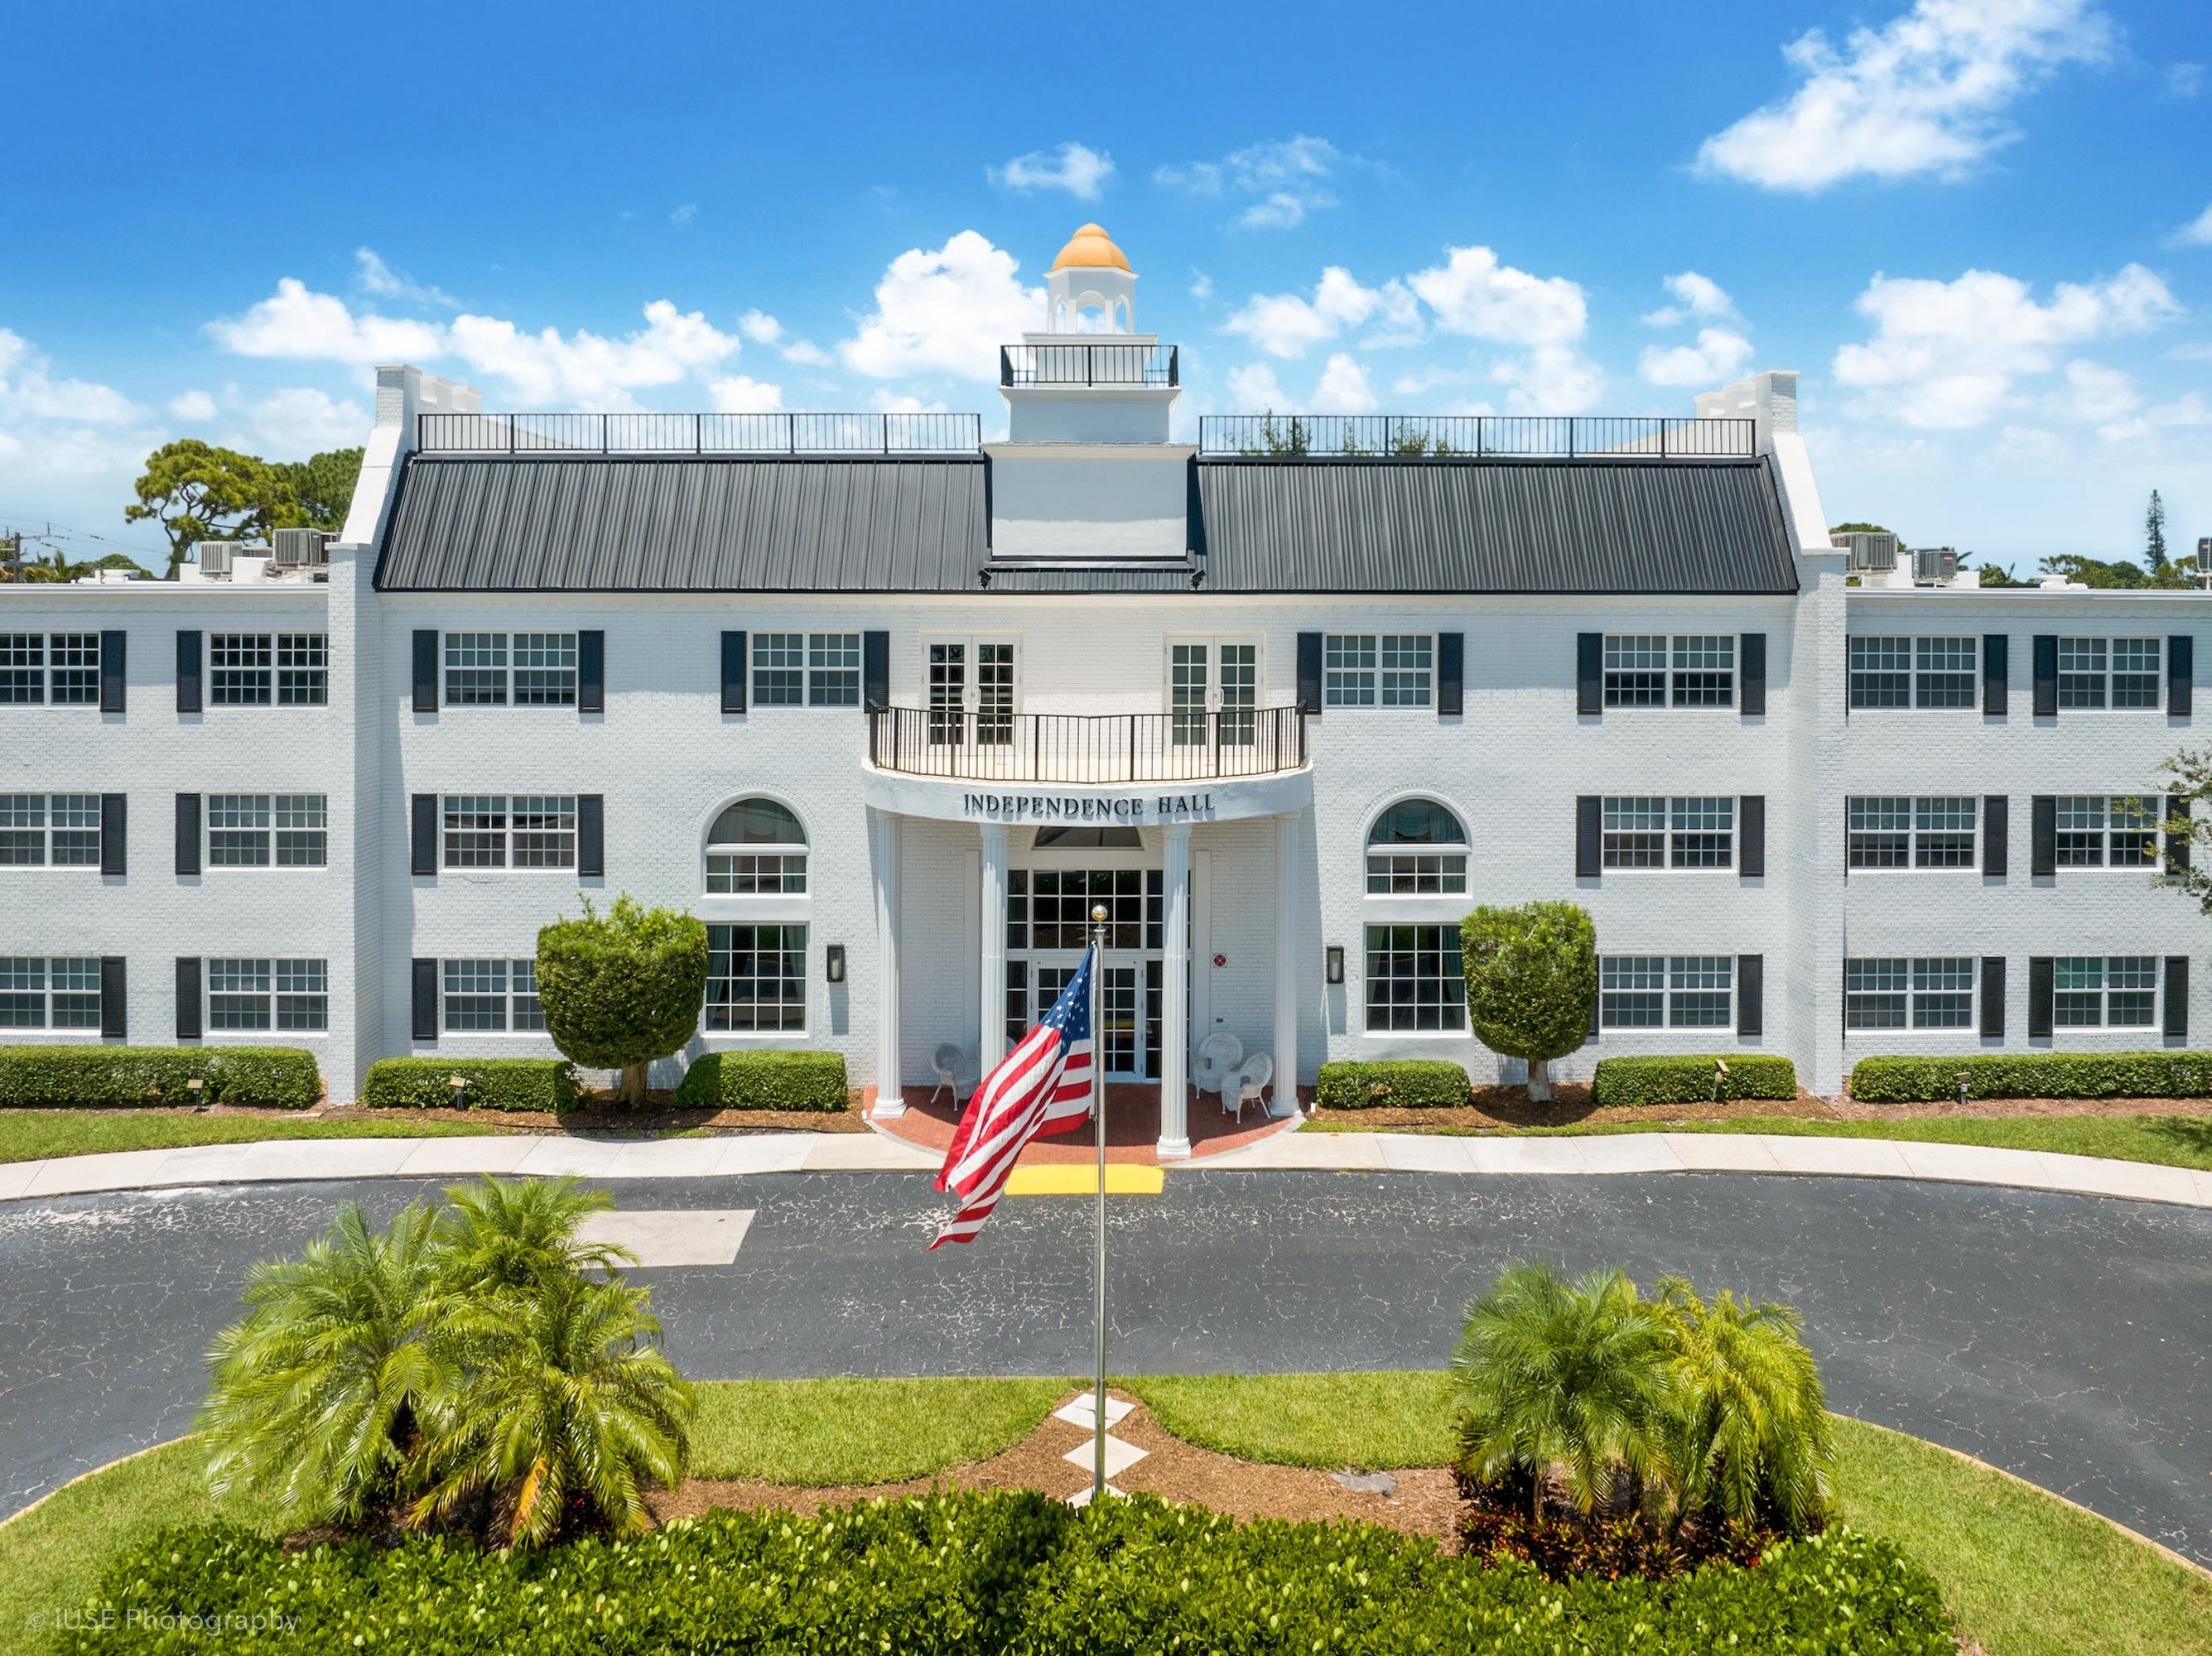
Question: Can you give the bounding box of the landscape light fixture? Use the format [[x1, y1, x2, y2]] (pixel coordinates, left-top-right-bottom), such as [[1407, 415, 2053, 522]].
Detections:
[[449, 1073, 470, 1105], [826, 944, 846, 984], [1325, 946, 1345, 985]]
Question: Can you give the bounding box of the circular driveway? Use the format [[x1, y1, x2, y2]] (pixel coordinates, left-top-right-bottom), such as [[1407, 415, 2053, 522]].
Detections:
[[2, 1169, 2206, 1564]]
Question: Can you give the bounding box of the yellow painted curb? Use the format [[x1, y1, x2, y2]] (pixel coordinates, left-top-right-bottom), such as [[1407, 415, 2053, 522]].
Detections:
[[1005, 1164, 1165, 1196]]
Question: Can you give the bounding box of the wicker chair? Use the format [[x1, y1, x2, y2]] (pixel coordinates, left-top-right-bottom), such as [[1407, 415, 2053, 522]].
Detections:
[[1194, 1032, 1245, 1113], [930, 1042, 978, 1106]]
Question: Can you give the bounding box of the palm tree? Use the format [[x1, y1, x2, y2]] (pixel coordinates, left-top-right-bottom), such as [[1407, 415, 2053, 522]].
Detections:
[[408, 1272, 695, 1548], [434, 1175, 632, 1294], [198, 1203, 451, 1529], [1451, 1261, 1677, 1518]]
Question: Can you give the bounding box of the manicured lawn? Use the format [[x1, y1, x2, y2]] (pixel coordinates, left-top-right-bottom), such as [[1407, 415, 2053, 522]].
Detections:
[[688, 1376, 1071, 1485], [0, 1110, 504, 1166], [1131, 1369, 1454, 1468]]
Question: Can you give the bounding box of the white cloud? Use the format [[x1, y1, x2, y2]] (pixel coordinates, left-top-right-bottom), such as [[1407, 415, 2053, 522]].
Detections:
[[2171, 202, 2212, 247], [1224, 362, 1288, 408], [670, 203, 697, 225], [2060, 358, 2135, 420], [1223, 267, 1421, 359], [988, 142, 1114, 200], [166, 389, 217, 421], [1642, 271, 1736, 327], [2168, 62, 2204, 97], [1312, 353, 1377, 414], [1490, 345, 1605, 415], [0, 328, 157, 482], [1697, 0, 2112, 191], [210, 277, 445, 364], [1409, 245, 1586, 347], [1154, 135, 1348, 229], [707, 374, 783, 413], [778, 339, 831, 368], [1832, 262, 2181, 427], [868, 388, 951, 414], [244, 387, 370, 455], [446, 300, 741, 407], [738, 310, 783, 345], [354, 248, 456, 308], [1239, 192, 1310, 231], [1188, 271, 1212, 301], [840, 231, 1042, 381], [0, 328, 139, 424], [1639, 327, 1756, 387]]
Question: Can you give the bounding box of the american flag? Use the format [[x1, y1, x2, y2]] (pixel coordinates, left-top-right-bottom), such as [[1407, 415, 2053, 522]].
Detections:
[[928, 946, 1097, 1249]]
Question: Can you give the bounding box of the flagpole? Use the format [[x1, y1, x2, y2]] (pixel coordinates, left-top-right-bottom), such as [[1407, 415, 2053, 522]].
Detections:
[[1088, 903, 1109, 1501]]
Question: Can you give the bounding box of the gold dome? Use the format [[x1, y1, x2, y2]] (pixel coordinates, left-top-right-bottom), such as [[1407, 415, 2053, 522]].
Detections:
[[1049, 223, 1133, 273]]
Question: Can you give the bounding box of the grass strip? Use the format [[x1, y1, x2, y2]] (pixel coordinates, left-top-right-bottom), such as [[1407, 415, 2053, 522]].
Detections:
[[0, 1111, 504, 1167], [687, 1376, 1071, 1485]]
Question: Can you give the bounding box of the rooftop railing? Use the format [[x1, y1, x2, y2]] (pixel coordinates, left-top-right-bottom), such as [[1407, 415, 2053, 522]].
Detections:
[[1197, 414, 1757, 460], [868, 705, 1306, 784], [415, 411, 983, 455], [1000, 343, 1178, 388]]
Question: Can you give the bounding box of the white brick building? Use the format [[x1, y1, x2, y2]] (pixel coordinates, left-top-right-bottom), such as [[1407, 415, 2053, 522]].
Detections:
[[6, 225, 2206, 1149]]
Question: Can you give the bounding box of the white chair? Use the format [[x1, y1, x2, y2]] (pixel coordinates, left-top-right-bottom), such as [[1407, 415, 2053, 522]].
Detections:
[[1227, 1052, 1274, 1124], [930, 1042, 978, 1106], [1194, 1032, 1245, 1112]]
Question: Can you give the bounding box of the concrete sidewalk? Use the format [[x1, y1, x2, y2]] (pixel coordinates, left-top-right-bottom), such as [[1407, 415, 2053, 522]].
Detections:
[[1, 1125, 2206, 1209]]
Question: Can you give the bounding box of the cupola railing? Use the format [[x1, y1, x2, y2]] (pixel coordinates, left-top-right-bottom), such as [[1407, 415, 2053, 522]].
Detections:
[[1000, 344, 1178, 389]]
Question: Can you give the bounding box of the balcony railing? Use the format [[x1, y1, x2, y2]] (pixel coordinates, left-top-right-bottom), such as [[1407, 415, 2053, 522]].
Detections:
[[869, 705, 1305, 783], [1197, 413, 1756, 460], [1000, 344, 1178, 388], [415, 411, 982, 455]]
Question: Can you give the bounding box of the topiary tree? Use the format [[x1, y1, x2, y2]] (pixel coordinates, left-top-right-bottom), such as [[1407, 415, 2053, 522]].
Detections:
[[1459, 901, 1596, 1103], [536, 895, 708, 1107]]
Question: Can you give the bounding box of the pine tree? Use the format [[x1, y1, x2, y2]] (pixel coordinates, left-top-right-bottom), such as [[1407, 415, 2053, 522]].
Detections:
[[2146, 489, 2169, 577]]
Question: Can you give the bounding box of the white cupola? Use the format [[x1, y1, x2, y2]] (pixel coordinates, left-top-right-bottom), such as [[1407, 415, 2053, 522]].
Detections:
[[1044, 223, 1137, 334]]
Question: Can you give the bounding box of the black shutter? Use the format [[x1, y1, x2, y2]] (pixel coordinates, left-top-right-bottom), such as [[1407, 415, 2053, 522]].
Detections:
[[98, 629, 125, 712], [174, 793, 200, 877], [412, 959, 439, 1042], [2168, 794, 2192, 874], [1577, 633, 1603, 716], [175, 956, 202, 1042], [412, 629, 439, 710], [1738, 795, 1765, 878], [1297, 633, 1323, 715], [1736, 954, 1763, 1037], [1437, 632, 1463, 717], [1983, 795, 2008, 876], [863, 630, 890, 712], [1983, 633, 2007, 715], [577, 629, 605, 713], [99, 793, 126, 877], [1979, 957, 2005, 1039], [2027, 956, 2054, 1038], [1587, 989, 1600, 1041], [2170, 635, 2193, 716], [411, 793, 438, 875], [2031, 795, 2056, 876], [99, 956, 126, 1039], [2032, 634, 2058, 717], [176, 629, 202, 713], [2164, 956, 2189, 1041], [1575, 796, 1602, 879], [720, 630, 748, 713], [577, 794, 605, 877], [1738, 633, 1766, 716]]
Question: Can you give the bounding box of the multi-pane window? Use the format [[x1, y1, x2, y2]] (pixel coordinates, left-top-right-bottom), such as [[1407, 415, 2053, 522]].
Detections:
[[445, 633, 508, 704], [2054, 796, 2158, 868], [210, 633, 326, 705], [0, 633, 99, 705], [0, 794, 100, 865], [0, 956, 100, 1028], [205, 957, 328, 1032], [441, 795, 576, 869], [511, 633, 577, 705], [1365, 799, 1468, 893], [1846, 797, 1976, 869], [706, 798, 808, 894], [1597, 956, 1732, 1028], [441, 958, 544, 1033], [2054, 956, 2157, 1027], [753, 633, 860, 707], [705, 922, 807, 1032], [443, 632, 572, 705], [1008, 869, 1162, 951], [1847, 637, 1977, 709], [2058, 638, 2160, 710], [1844, 957, 1975, 1029], [1602, 635, 1733, 707], [1601, 797, 1733, 868], [1324, 634, 1433, 708], [205, 794, 328, 867], [1363, 923, 1466, 1032]]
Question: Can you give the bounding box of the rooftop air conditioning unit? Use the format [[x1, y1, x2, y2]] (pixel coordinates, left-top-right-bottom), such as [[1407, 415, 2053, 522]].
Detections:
[[1911, 546, 1959, 586], [1831, 530, 1898, 574], [194, 540, 238, 577], [271, 527, 330, 567]]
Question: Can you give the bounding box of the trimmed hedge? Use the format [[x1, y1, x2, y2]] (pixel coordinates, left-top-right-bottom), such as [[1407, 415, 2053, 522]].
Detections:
[[1316, 1058, 1470, 1110], [0, 1045, 321, 1109], [1591, 1053, 1799, 1109], [69, 1495, 1952, 1655], [674, 1049, 849, 1112], [360, 1057, 581, 1113], [1851, 1049, 2212, 1104]]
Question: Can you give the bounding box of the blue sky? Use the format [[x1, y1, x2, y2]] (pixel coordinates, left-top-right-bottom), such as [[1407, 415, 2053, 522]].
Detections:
[[2, 0, 2208, 572]]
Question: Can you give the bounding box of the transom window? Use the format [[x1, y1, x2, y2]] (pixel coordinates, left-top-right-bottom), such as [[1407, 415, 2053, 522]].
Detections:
[[2058, 638, 2160, 710], [1366, 799, 1468, 893], [706, 798, 807, 894], [1364, 923, 1466, 1032], [1601, 797, 1734, 869], [1602, 635, 1734, 708], [2055, 796, 2158, 868], [1325, 634, 1433, 708], [1009, 869, 1161, 951], [1598, 956, 1732, 1028], [444, 632, 575, 706], [1848, 637, 1976, 709], [754, 632, 861, 707], [0, 633, 99, 705], [210, 633, 327, 705], [1846, 797, 1976, 869], [2055, 956, 2157, 1026], [0, 794, 99, 865], [1844, 957, 1975, 1028], [0, 956, 100, 1028], [441, 795, 576, 869], [206, 794, 328, 867], [706, 922, 806, 1032], [441, 958, 544, 1033], [206, 957, 327, 1031]]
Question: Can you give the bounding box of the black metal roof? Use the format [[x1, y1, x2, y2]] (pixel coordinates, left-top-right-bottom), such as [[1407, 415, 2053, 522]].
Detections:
[[373, 452, 1796, 595]]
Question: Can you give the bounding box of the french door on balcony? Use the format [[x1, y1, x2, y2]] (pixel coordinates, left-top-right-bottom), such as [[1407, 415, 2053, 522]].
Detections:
[[927, 636, 1017, 746], [1167, 636, 1260, 748]]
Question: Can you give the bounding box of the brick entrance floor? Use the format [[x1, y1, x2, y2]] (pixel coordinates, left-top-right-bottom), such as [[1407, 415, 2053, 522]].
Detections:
[[866, 1081, 1304, 1167]]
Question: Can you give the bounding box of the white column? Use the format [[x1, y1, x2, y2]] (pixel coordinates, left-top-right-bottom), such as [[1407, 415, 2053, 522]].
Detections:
[[979, 823, 1010, 1071], [1274, 812, 1300, 1115], [870, 809, 904, 1118], [1157, 822, 1193, 1158]]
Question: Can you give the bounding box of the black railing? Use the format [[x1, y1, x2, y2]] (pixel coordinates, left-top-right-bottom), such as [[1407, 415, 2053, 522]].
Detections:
[[1197, 414, 1757, 460], [415, 412, 982, 455], [1000, 344, 1178, 388], [869, 705, 1306, 783]]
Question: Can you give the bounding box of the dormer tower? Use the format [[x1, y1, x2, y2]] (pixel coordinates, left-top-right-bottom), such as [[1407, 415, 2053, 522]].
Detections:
[[1000, 223, 1179, 446], [1045, 223, 1137, 334]]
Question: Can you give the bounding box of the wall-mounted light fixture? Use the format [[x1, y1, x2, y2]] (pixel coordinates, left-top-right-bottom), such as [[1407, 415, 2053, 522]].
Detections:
[[1324, 945, 1345, 985], [825, 944, 847, 984]]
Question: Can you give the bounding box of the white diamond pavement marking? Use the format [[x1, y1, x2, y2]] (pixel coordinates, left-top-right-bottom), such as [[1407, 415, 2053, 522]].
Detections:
[[573, 1209, 754, 1267], [1053, 1396, 1135, 1431], [1063, 1434, 1148, 1480], [1063, 1484, 1126, 1507]]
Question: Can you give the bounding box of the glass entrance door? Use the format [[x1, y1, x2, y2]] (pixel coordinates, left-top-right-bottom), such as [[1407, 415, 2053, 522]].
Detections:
[[1004, 865, 1179, 1082], [928, 637, 1018, 746], [1167, 638, 1259, 748]]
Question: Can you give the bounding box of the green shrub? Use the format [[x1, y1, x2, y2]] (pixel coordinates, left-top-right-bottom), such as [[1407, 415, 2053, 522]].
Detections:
[[537, 895, 709, 1107], [71, 1495, 1953, 1656], [1590, 1054, 1798, 1109], [673, 1049, 848, 1112], [1459, 901, 1598, 1101], [0, 1045, 321, 1109], [1850, 1049, 2212, 1103], [360, 1057, 581, 1113], [1315, 1058, 1469, 1110]]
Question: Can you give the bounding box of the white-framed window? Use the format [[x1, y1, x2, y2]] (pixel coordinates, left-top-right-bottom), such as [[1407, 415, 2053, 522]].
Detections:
[[1848, 637, 1976, 709], [2055, 795, 2158, 868], [706, 798, 807, 893], [1598, 956, 1732, 1028], [443, 632, 574, 706], [209, 633, 326, 706], [1844, 957, 1975, 1029], [441, 958, 544, 1033], [0, 956, 101, 1028], [1847, 797, 1977, 869], [1009, 869, 1163, 951], [441, 795, 576, 869], [205, 793, 328, 867], [1324, 634, 1432, 708], [0, 794, 100, 866], [1363, 923, 1466, 1032], [924, 635, 1019, 744], [706, 922, 806, 1032], [753, 631, 860, 708], [0, 633, 99, 705], [1600, 797, 1733, 869], [1602, 634, 1733, 708], [2058, 638, 2160, 710], [205, 956, 327, 1032], [1365, 799, 1468, 893], [2055, 956, 2157, 1027], [1166, 636, 1261, 745]]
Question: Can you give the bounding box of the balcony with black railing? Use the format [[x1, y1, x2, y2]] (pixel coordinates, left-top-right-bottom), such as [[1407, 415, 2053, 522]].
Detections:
[[868, 705, 1306, 784], [1000, 343, 1179, 389], [1196, 413, 1756, 460]]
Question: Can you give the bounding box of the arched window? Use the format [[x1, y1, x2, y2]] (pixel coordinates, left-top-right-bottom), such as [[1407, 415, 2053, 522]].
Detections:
[[1366, 799, 1467, 894], [706, 798, 807, 894]]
